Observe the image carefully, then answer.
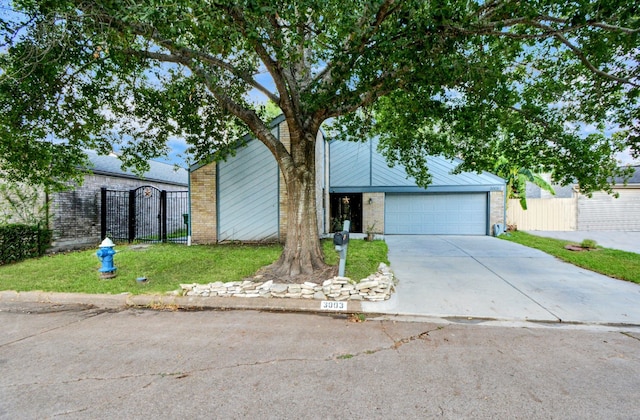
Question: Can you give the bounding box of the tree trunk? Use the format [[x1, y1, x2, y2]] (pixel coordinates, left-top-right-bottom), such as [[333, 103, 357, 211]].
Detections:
[[265, 124, 333, 280], [269, 172, 329, 278]]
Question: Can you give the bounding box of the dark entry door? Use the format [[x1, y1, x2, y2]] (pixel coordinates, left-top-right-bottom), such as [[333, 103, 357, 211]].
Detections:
[[329, 193, 363, 233]]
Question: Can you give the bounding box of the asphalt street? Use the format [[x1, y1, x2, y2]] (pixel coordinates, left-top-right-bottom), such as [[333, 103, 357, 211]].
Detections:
[[2, 301, 640, 419]]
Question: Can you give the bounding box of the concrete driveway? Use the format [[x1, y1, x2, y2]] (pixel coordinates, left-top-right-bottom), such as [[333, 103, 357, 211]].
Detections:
[[363, 235, 640, 326]]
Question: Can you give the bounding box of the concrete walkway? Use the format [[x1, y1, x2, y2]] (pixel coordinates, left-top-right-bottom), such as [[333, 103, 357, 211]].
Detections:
[[526, 230, 640, 254], [364, 235, 640, 326]]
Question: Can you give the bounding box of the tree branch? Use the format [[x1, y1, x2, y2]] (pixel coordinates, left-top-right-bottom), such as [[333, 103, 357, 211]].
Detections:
[[153, 38, 280, 104], [81, 4, 281, 105], [226, 7, 296, 117], [312, 0, 399, 92], [324, 68, 406, 118], [129, 48, 290, 164], [448, 13, 639, 88], [552, 31, 639, 87]]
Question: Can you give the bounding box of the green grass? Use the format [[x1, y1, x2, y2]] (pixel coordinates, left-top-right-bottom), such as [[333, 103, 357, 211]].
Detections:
[[323, 238, 389, 281], [0, 239, 388, 294], [501, 231, 640, 284]]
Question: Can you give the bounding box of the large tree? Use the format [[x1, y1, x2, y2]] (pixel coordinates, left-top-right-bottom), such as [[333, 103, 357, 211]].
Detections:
[[1, 0, 638, 279]]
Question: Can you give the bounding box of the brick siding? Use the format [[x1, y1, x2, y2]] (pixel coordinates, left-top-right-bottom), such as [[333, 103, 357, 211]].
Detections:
[[362, 192, 385, 234], [278, 121, 291, 241], [489, 190, 506, 234], [190, 163, 217, 244]]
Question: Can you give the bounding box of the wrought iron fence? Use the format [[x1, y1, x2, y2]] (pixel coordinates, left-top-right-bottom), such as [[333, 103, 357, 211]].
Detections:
[[101, 186, 189, 244]]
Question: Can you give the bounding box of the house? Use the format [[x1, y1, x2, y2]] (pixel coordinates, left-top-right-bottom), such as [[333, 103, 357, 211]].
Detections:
[[189, 115, 325, 243], [330, 138, 505, 235], [576, 165, 640, 230], [508, 165, 640, 231], [1, 150, 189, 251], [189, 117, 506, 243]]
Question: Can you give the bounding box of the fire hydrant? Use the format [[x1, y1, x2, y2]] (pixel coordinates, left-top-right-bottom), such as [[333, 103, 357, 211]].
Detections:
[[96, 238, 117, 279]]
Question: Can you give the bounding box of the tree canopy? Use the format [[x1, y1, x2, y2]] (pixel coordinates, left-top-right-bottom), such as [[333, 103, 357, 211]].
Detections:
[[1, 0, 637, 190], [0, 0, 638, 276]]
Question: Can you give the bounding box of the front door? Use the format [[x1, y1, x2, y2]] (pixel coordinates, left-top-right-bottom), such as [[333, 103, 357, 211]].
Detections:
[[329, 193, 363, 233]]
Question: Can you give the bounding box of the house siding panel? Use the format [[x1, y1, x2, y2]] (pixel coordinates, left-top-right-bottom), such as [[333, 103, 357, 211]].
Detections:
[[331, 137, 504, 191], [578, 189, 640, 231], [316, 130, 326, 234], [330, 141, 371, 187], [371, 151, 415, 187], [218, 139, 279, 241]]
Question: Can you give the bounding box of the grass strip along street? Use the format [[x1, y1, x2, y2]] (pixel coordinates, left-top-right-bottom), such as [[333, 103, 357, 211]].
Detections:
[[501, 231, 640, 284], [0, 239, 388, 295]]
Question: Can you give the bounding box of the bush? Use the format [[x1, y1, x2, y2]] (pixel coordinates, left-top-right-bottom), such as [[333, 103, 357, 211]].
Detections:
[[0, 224, 52, 265], [580, 239, 598, 249]]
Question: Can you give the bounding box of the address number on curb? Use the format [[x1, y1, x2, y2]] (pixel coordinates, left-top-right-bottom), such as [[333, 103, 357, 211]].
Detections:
[[320, 301, 347, 311]]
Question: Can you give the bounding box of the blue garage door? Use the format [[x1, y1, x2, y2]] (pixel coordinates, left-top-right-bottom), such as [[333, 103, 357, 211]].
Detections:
[[385, 193, 487, 235]]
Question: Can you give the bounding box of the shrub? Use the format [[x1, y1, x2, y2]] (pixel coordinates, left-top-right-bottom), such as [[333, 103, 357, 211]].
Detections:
[[580, 239, 598, 249], [0, 224, 52, 265]]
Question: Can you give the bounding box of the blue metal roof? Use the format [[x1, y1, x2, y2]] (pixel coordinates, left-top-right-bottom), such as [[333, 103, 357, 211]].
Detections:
[[189, 115, 285, 172], [614, 165, 640, 185], [329, 137, 504, 193], [85, 150, 188, 186]]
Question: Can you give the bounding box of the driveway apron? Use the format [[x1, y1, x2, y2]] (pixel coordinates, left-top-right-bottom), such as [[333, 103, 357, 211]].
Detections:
[[364, 235, 640, 325]]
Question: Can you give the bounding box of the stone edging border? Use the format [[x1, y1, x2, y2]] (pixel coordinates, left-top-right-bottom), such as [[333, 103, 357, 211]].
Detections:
[[180, 263, 396, 302]]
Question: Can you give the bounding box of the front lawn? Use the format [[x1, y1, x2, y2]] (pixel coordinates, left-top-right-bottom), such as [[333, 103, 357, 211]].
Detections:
[[500, 231, 640, 284], [323, 238, 389, 281], [0, 239, 388, 295]]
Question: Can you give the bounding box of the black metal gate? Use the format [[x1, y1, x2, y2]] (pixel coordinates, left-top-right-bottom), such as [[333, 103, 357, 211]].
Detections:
[[101, 186, 189, 244]]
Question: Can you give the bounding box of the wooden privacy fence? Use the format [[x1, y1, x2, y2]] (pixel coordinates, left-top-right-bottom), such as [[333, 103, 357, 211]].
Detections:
[[507, 197, 577, 231]]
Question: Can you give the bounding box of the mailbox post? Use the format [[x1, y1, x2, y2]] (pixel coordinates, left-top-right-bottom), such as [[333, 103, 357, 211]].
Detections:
[[333, 220, 350, 277]]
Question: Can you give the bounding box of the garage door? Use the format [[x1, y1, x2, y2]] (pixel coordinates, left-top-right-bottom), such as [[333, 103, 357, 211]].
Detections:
[[385, 193, 487, 235]]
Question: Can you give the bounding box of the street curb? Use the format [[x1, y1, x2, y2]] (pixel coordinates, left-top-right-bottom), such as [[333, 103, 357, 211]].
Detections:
[[0, 290, 364, 314], [4, 290, 639, 330]]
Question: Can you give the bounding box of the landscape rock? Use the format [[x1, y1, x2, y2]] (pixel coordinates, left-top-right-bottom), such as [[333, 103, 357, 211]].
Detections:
[[271, 284, 288, 293], [177, 264, 396, 302]]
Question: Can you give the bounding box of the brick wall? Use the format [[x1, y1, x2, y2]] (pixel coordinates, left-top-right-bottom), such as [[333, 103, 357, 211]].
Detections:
[[489, 190, 506, 235], [278, 121, 291, 241], [362, 192, 385, 234], [190, 163, 217, 244], [51, 174, 186, 251]]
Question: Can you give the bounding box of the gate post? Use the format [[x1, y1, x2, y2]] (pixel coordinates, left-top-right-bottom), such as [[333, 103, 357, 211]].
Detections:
[[100, 188, 107, 240], [160, 190, 167, 243], [128, 189, 136, 243]]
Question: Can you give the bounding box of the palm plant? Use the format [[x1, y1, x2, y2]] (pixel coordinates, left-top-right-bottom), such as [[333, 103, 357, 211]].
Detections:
[[495, 157, 555, 210]]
